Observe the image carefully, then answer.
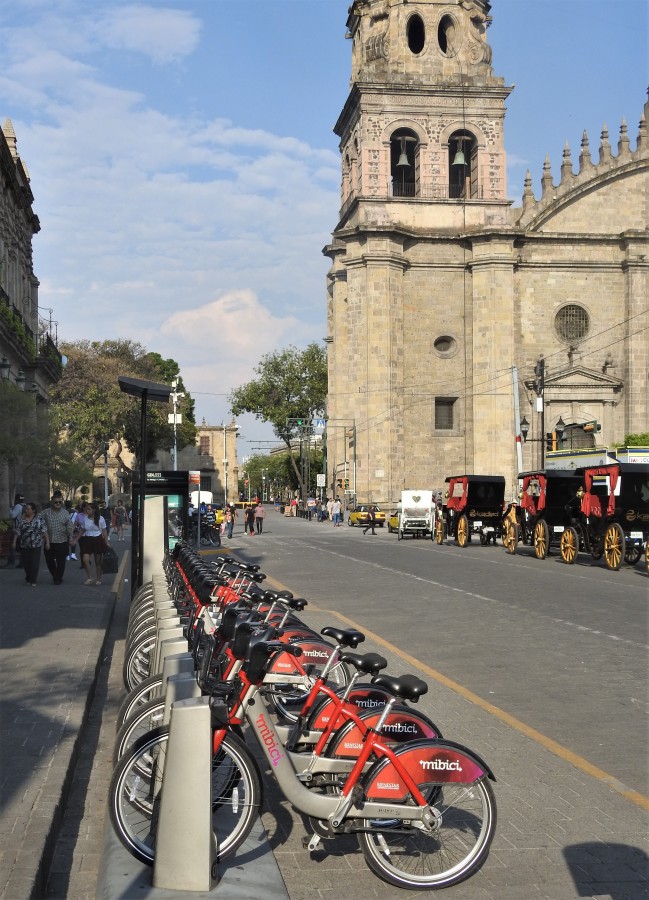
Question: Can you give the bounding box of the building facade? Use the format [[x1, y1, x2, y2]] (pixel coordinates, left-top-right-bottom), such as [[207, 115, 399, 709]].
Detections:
[[1, 119, 62, 511], [324, 0, 648, 505]]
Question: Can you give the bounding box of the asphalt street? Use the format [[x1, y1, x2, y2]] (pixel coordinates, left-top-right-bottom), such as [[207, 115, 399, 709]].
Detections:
[[38, 510, 648, 899]]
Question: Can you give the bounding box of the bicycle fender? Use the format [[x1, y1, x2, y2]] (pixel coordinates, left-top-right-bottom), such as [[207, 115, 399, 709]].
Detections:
[[306, 683, 392, 730], [266, 639, 335, 677], [363, 738, 496, 802], [327, 707, 441, 759]]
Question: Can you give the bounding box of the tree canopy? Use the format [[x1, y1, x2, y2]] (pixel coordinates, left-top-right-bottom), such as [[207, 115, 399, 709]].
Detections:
[[229, 343, 327, 492], [50, 339, 196, 474]]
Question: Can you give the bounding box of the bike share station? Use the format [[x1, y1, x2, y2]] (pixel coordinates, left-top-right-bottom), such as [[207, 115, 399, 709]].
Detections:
[[126, 468, 225, 891], [112, 378, 229, 894]]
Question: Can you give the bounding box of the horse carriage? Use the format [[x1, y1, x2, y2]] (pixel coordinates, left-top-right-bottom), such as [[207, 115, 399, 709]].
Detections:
[[503, 469, 583, 558], [559, 461, 649, 571], [435, 475, 507, 547]]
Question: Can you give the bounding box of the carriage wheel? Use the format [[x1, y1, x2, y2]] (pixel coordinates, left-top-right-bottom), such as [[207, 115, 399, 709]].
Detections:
[[435, 517, 444, 544], [533, 520, 550, 559], [603, 523, 625, 571], [457, 514, 469, 547], [624, 543, 643, 566], [503, 521, 519, 555], [560, 527, 579, 565]]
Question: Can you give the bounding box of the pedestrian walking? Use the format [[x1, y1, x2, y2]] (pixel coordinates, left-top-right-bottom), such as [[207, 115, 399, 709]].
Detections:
[[224, 505, 234, 539], [41, 492, 75, 584], [13, 502, 49, 586], [331, 496, 342, 526], [363, 504, 377, 535], [2, 493, 24, 568], [245, 504, 255, 536], [64, 500, 79, 561], [254, 501, 266, 534], [114, 501, 127, 541], [75, 502, 109, 585]]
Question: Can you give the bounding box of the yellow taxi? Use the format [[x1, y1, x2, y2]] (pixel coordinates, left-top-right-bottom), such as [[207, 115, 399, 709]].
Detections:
[[347, 504, 386, 528], [387, 511, 399, 533]]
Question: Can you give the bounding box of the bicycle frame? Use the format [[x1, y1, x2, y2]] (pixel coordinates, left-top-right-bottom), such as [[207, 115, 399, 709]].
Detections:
[[215, 679, 490, 828]]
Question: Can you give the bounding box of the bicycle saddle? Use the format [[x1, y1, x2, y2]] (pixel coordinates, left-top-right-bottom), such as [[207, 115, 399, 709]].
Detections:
[[371, 673, 428, 703], [339, 651, 387, 675], [321, 626, 365, 648]]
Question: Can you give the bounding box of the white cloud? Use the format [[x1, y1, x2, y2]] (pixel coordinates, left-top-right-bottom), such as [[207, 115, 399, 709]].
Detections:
[[95, 4, 202, 63]]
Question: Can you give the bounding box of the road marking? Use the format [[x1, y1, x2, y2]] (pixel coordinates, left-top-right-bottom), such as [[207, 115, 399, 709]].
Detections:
[[259, 569, 649, 813]]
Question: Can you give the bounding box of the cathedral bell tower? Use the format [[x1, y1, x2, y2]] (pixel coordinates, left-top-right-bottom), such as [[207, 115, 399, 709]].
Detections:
[[325, 0, 515, 505]]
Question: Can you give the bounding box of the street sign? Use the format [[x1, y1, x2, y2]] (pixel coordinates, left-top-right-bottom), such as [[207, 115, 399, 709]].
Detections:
[[316, 474, 326, 487], [313, 418, 326, 429]]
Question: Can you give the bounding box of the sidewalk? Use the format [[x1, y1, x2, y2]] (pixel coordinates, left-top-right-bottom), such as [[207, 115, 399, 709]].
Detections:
[[0, 545, 126, 899]]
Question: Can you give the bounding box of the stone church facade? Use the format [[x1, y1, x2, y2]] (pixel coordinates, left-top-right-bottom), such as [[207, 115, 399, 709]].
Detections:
[[324, 0, 648, 505]]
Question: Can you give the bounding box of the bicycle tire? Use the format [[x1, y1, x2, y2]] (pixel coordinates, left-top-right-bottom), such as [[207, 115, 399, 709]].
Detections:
[[113, 698, 166, 765], [266, 654, 351, 723], [123, 634, 157, 691], [357, 775, 496, 890], [109, 726, 262, 867], [116, 674, 164, 731]]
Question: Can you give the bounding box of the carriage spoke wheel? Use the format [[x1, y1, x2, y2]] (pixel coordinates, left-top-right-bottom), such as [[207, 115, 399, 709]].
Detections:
[[533, 520, 550, 559], [435, 518, 444, 544], [457, 514, 469, 547], [624, 543, 642, 566], [503, 521, 519, 554], [560, 526, 579, 565], [603, 523, 624, 571]]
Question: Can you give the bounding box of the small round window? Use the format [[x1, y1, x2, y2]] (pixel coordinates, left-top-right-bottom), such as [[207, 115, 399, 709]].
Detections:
[[555, 304, 590, 343], [434, 335, 457, 356], [407, 14, 425, 54]]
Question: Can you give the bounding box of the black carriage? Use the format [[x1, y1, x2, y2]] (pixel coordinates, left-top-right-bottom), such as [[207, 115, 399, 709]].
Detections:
[[503, 469, 583, 558], [559, 462, 649, 571], [435, 475, 506, 547]]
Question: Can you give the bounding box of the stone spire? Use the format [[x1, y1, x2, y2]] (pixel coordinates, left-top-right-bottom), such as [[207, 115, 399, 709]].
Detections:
[[598, 124, 611, 165], [560, 141, 573, 183], [541, 155, 554, 197], [579, 129, 593, 172], [617, 118, 631, 158], [521, 169, 535, 211], [635, 109, 646, 154]]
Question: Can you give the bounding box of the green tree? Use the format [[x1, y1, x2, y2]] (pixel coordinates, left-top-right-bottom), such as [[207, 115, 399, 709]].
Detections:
[[229, 343, 327, 494], [50, 339, 196, 476], [622, 433, 649, 447]]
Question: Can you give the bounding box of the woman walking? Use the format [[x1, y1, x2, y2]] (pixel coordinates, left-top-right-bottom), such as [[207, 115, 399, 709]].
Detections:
[[13, 502, 49, 586], [254, 501, 266, 534], [75, 502, 109, 585]]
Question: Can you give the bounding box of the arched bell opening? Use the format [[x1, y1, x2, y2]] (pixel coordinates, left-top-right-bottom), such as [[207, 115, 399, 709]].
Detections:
[[390, 128, 419, 198], [448, 130, 478, 199]]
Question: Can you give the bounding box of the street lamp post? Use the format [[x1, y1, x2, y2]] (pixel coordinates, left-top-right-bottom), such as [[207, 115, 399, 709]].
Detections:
[[169, 379, 184, 471]]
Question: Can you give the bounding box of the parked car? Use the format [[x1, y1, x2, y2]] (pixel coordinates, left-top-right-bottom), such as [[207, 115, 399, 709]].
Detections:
[[348, 504, 386, 527]]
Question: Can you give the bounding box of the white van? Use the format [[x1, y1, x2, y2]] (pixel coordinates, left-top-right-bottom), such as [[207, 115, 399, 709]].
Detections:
[[396, 490, 435, 539]]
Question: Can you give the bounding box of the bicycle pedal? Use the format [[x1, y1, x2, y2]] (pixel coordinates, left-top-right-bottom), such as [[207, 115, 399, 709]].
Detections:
[[303, 833, 322, 852]]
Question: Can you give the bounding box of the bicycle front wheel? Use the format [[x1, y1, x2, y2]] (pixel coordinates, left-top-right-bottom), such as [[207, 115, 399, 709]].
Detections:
[[109, 726, 262, 866], [357, 776, 496, 890]]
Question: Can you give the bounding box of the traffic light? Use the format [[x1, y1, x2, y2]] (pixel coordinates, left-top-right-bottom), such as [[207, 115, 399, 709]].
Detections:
[[336, 479, 342, 489], [546, 432, 557, 452], [344, 478, 349, 490]]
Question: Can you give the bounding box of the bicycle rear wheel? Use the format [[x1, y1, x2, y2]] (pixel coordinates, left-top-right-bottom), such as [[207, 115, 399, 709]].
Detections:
[[357, 776, 496, 890], [109, 726, 262, 866]]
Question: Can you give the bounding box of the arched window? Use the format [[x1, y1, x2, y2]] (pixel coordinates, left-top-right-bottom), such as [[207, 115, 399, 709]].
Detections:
[[391, 128, 419, 197], [448, 130, 478, 199]]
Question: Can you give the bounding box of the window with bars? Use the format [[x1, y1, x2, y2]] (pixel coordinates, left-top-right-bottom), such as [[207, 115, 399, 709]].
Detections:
[[555, 304, 590, 343], [435, 398, 456, 430], [199, 435, 209, 455]]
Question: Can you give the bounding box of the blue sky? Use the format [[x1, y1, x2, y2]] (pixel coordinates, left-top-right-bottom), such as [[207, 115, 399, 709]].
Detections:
[[1, 0, 647, 452]]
